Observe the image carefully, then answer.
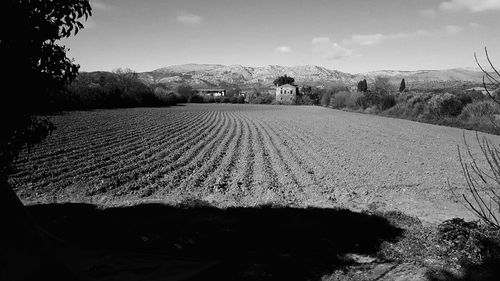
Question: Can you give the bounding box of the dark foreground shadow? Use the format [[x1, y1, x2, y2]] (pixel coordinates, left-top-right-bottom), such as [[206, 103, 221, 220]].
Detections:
[[427, 259, 500, 281], [22, 202, 403, 281]]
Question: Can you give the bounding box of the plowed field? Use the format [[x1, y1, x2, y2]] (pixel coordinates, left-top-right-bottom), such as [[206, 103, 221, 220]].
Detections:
[[10, 104, 500, 223]]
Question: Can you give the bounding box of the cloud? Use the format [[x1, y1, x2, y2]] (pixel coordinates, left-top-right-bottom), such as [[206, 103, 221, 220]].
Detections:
[[312, 37, 353, 60], [343, 25, 463, 46], [439, 0, 500, 12], [444, 24, 463, 34], [90, 0, 109, 11], [343, 33, 409, 46], [275, 46, 292, 53], [419, 8, 437, 17], [177, 12, 202, 25], [346, 34, 387, 46]]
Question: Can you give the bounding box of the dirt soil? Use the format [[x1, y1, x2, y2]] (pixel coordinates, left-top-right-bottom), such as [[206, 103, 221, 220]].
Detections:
[[7, 104, 500, 280], [10, 104, 500, 224]]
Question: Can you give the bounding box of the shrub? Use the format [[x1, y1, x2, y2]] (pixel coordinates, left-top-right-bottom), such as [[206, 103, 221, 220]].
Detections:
[[450, 48, 500, 230], [190, 95, 204, 103], [378, 94, 396, 111], [300, 95, 315, 105], [153, 87, 179, 105], [458, 100, 500, 122], [249, 94, 275, 104], [320, 91, 333, 107], [346, 92, 366, 109], [384, 92, 432, 118], [236, 96, 245, 104], [428, 93, 465, 117], [451, 133, 500, 229], [203, 96, 215, 103], [57, 71, 175, 111], [331, 91, 351, 108]]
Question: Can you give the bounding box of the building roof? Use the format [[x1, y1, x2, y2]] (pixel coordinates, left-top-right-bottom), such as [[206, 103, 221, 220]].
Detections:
[[277, 84, 297, 88]]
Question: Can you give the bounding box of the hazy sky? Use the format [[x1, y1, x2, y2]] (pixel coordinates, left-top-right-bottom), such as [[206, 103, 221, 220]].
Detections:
[[61, 0, 500, 73]]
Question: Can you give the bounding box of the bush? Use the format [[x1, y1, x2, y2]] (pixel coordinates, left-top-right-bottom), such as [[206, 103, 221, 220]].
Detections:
[[190, 95, 204, 103], [384, 92, 432, 118], [331, 91, 351, 108], [346, 92, 366, 109], [458, 100, 500, 122], [320, 91, 333, 107], [249, 94, 275, 104], [236, 96, 245, 103], [300, 95, 315, 105], [451, 134, 500, 229], [378, 94, 396, 111], [153, 87, 179, 105], [428, 93, 465, 117], [53, 71, 177, 111], [203, 96, 215, 103]]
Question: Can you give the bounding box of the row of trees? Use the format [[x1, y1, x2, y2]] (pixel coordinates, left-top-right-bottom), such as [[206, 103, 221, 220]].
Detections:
[[47, 69, 181, 111], [357, 78, 406, 93], [48, 74, 413, 110]]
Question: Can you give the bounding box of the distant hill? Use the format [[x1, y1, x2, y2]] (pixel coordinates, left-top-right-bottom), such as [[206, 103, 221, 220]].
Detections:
[[133, 64, 488, 90]]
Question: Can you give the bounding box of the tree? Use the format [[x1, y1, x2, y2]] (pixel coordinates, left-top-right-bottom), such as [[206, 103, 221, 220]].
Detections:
[[374, 76, 392, 94], [176, 84, 196, 102], [357, 79, 368, 92], [399, 78, 406, 93], [273, 75, 295, 86], [225, 86, 242, 97], [0, 0, 92, 278]]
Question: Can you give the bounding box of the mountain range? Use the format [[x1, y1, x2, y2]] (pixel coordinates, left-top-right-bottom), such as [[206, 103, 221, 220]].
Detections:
[[138, 64, 486, 90]]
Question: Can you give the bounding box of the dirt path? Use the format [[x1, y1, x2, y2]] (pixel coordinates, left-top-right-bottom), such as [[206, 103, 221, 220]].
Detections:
[[10, 104, 500, 224]]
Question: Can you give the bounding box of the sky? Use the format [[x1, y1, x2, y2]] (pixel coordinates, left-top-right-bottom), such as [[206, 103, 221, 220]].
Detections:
[[61, 0, 500, 73]]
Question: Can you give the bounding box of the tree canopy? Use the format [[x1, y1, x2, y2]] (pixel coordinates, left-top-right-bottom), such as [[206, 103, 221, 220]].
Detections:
[[0, 2, 92, 277], [273, 75, 295, 86], [176, 84, 196, 101], [374, 77, 392, 94], [1, 0, 92, 174]]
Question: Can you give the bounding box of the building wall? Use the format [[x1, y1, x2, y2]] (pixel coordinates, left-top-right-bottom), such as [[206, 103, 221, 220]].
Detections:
[[276, 86, 297, 104]]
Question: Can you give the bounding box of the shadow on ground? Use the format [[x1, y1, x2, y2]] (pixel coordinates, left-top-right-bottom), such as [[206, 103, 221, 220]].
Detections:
[[21, 202, 404, 281], [427, 259, 500, 281]]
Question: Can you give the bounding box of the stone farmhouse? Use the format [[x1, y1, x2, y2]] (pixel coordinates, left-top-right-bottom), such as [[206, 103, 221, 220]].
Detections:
[[276, 84, 298, 104]]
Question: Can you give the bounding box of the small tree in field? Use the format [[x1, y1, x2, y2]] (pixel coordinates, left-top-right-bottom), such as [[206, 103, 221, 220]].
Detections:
[[399, 78, 406, 93], [451, 48, 500, 229]]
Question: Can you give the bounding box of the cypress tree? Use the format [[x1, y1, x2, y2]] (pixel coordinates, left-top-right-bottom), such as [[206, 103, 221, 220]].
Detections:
[[399, 78, 406, 93]]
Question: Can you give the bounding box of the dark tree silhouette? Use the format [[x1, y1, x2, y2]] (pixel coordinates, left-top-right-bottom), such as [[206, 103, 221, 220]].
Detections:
[[273, 75, 295, 86], [357, 79, 368, 92], [176, 84, 196, 101], [399, 78, 406, 93], [0, 0, 92, 279]]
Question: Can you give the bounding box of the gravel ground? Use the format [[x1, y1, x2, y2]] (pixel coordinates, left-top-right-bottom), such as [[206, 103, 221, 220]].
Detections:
[[10, 104, 500, 224]]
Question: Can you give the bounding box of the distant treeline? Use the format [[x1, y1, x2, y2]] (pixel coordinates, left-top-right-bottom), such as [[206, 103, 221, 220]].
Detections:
[[45, 70, 275, 111], [43, 69, 182, 112]]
